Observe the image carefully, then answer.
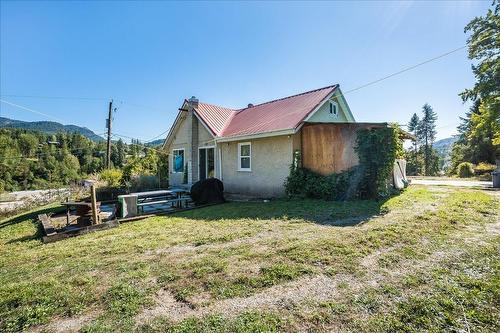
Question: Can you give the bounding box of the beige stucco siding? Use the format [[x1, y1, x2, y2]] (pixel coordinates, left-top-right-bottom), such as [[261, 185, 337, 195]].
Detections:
[[166, 110, 216, 186], [198, 120, 214, 146], [220, 135, 293, 197]]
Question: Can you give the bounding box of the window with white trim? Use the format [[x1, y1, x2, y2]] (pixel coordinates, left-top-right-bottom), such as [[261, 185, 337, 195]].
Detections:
[[172, 149, 184, 173], [238, 142, 251, 171], [329, 100, 339, 117]]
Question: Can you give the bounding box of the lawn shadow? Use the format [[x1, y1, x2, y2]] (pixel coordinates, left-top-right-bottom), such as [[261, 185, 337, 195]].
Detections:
[[172, 197, 391, 227], [1, 206, 65, 243]]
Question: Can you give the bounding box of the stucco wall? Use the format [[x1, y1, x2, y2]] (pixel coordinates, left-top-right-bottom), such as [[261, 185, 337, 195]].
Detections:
[[166, 111, 216, 186], [220, 135, 293, 197]]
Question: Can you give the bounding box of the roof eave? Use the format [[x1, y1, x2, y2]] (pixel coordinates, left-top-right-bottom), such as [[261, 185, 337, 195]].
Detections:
[[215, 128, 296, 143]]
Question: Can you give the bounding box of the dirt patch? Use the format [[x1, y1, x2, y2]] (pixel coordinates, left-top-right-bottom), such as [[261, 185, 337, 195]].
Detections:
[[26, 311, 100, 333], [136, 288, 194, 325], [136, 274, 343, 323]]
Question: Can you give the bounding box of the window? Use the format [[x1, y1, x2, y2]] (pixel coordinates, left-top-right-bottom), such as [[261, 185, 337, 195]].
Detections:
[[172, 149, 184, 173], [329, 101, 338, 117], [238, 142, 251, 171]]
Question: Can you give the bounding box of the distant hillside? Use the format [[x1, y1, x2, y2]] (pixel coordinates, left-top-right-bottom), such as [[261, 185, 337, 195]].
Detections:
[[145, 138, 165, 147], [433, 136, 458, 153], [433, 136, 458, 169], [0, 117, 104, 141]]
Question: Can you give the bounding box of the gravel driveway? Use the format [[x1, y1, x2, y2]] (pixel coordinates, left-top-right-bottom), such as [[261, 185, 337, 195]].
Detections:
[[410, 178, 493, 188]]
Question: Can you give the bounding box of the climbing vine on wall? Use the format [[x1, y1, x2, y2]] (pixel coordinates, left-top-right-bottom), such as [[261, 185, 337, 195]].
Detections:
[[285, 126, 401, 200], [354, 126, 400, 198]]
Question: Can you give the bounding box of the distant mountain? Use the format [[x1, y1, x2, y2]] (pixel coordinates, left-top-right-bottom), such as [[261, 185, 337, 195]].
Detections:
[[433, 136, 458, 169], [145, 139, 165, 147], [0, 117, 104, 141], [433, 136, 458, 153]]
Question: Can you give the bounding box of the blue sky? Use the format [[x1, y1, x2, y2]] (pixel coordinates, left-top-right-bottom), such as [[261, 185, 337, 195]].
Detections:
[[0, 1, 491, 141]]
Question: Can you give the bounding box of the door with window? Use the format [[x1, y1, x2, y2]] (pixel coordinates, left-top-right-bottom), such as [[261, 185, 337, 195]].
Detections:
[[199, 147, 215, 180]]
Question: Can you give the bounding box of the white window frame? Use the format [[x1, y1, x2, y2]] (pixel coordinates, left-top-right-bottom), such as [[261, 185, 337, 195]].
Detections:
[[237, 142, 252, 172], [172, 148, 185, 173], [329, 100, 339, 117]]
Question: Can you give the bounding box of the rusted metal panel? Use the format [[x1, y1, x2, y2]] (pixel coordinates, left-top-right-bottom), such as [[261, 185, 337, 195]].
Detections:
[[301, 123, 386, 175]]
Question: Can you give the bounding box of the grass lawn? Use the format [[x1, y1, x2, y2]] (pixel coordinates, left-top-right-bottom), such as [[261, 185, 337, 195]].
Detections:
[[0, 186, 498, 332]]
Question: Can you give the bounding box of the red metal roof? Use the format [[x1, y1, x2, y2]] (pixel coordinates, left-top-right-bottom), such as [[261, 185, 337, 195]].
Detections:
[[194, 85, 338, 138], [193, 102, 236, 136]]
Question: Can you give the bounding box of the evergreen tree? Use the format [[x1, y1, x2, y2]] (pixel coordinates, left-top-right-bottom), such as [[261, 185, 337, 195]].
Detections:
[[418, 104, 439, 176], [406, 113, 422, 175], [408, 113, 420, 155]]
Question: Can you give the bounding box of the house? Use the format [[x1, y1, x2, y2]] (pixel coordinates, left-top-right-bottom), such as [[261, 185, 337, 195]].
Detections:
[[163, 84, 392, 197]]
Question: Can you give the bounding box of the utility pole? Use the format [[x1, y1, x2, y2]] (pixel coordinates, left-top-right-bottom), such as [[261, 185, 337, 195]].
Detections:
[[106, 99, 113, 169]]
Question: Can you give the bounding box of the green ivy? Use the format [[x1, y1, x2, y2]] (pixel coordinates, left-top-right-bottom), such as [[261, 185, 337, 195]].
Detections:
[[285, 127, 400, 200]]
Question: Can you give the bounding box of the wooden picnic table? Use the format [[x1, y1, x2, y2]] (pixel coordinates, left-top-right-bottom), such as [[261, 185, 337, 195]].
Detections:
[[118, 189, 191, 218]]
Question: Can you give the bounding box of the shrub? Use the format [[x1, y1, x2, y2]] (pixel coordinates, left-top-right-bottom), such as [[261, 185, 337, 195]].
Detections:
[[127, 174, 159, 192], [457, 162, 474, 178], [99, 168, 123, 187], [474, 162, 496, 175]]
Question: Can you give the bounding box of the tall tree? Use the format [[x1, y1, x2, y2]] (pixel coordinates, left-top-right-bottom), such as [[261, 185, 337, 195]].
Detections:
[[406, 113, 423, 175], [452, 1, 499, 169], [418, 104, 438, 175], [408, 113, 420, 154]]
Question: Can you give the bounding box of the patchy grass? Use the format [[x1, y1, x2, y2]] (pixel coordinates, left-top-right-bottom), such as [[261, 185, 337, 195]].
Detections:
[[0, 186, 498, 332]]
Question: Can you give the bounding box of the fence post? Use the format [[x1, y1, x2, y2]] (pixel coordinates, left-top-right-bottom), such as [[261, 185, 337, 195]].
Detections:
[[90, 184, 99, 225]]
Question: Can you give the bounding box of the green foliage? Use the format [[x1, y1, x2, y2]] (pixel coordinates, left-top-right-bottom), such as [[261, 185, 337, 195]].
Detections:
[[457, 162, 475, 178], [474, 162, 496, 176], [99, 168, 123, 187], [285, 127, 400, 200], [452, 2, 499, 169], [285, 165, 362, 200], [355, 127, 399, 198], [141, 311, 284, 333], [0, 128, 169, 191], [406, 105, 441, 175]]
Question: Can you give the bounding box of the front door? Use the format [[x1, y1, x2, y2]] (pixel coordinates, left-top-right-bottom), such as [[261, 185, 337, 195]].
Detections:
[[199, 147, 215, 181]]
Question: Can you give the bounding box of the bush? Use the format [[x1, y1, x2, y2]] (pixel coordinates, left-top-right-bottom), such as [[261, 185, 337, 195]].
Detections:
[[457, 162, 474, 178], [127, 174, 159, 192], [474, 162, 496, 175], [99, 168, 123, 187]]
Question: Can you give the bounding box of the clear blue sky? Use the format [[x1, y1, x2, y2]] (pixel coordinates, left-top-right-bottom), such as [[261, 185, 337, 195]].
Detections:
[[0, 1, 491, 141]]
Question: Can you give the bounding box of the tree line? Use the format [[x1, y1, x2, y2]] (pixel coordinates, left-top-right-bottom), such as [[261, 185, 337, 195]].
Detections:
[[0, 128, 168, 192]]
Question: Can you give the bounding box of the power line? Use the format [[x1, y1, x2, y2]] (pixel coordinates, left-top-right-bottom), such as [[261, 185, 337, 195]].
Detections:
[[225, 43, 477, 136], [0, 94, 109, 101], [145, 128, 171, 143], [343, 45, 468, 95], [0, 99, 67, 123], [111, 133, 168, 154]]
